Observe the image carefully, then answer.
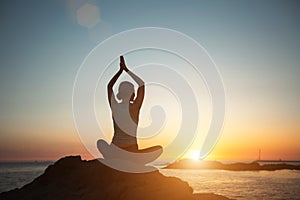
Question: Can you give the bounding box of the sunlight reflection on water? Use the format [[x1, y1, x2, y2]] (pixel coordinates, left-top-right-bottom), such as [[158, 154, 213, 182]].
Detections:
[[160, 169, 300, 200]]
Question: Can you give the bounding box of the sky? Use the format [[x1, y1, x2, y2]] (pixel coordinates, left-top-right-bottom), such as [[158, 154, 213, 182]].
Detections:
[[0, 0, 299, 161]]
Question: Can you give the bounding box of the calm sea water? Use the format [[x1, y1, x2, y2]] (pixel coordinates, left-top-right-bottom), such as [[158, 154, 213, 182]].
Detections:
[[1, 162, 300, 200], [160, 169, 300, 200], [0, 162, 52, 193]]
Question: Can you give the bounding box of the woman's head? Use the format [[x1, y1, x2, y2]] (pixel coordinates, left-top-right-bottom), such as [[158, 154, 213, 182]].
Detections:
[[117, 81, 135, 102]]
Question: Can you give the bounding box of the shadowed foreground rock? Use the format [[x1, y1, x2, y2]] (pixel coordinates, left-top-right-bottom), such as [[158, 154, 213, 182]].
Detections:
[[0, 156, 231, 200]]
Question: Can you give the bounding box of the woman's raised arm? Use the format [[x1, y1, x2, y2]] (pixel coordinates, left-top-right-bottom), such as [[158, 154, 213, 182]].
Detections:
[[120, 56, 145, 108], [107, 61, 123, 107]]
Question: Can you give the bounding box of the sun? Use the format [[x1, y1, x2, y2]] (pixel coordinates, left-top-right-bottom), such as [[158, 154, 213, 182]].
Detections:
[[190, 150, 201, 160]]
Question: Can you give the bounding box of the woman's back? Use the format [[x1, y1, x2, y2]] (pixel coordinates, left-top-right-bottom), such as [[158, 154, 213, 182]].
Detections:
[[112, 103, 140, 149]]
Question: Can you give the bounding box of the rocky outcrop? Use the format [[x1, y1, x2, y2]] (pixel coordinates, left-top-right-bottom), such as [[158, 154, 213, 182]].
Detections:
[[166, 159, 300, 171], [0, 156, 231, 200]]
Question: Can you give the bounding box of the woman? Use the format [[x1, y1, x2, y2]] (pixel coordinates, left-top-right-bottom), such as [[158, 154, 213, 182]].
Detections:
[[97, 56, 162, 165], [107, 56, 144, 152]]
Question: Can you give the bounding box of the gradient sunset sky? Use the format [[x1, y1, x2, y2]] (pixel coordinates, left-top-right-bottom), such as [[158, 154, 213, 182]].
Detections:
[[0, 0, 299, 161]]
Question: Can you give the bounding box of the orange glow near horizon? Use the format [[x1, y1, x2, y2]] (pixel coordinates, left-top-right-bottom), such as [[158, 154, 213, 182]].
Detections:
[[0, 107, 299, 162], [1, 124, 299, 162]]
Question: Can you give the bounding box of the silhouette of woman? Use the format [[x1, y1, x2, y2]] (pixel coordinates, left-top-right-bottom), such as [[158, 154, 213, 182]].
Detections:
[[106, 56, 162, 154]]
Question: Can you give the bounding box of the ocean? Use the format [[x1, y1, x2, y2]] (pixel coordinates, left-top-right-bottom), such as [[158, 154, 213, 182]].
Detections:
[[0, 161, 53, 193], [160, 169, 300, 200], [1, 162, 300, 199]]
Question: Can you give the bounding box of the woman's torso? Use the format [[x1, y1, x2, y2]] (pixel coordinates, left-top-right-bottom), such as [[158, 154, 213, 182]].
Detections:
[[111, 103, 140, 148]]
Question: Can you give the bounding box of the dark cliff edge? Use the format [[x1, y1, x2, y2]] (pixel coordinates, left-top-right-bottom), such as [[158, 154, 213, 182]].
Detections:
[[0, 156, 232, 200]]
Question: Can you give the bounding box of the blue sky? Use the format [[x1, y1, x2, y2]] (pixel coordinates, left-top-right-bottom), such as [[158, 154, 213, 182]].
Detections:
[[0, 0, 299, 160]]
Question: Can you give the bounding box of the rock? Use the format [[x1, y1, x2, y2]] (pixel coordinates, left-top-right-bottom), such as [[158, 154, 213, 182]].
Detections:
[[166, 159, 300, 171], [0, 156, 233, 200]]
